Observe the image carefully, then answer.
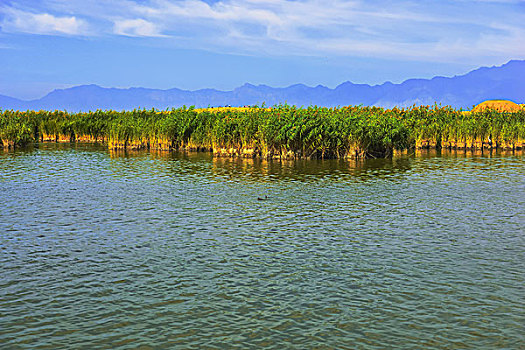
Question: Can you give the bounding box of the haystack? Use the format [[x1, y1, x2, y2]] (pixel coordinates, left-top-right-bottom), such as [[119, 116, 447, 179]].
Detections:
[[472, 100, 522, 112]]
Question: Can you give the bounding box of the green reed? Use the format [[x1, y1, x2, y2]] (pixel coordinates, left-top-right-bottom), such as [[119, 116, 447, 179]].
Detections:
[[1, 105, 524, 157]]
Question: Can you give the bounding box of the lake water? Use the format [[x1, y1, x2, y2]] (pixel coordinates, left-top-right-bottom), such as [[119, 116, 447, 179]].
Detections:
[[1, 143, 524, 349]]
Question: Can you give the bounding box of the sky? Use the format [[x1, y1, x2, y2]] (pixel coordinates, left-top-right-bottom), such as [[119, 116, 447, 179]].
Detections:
[[0, 0, 524, 100]]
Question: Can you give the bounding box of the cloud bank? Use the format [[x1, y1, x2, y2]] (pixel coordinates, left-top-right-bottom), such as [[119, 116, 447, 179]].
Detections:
[[1, 0, 523, 61], [1, 7, 88, 35]]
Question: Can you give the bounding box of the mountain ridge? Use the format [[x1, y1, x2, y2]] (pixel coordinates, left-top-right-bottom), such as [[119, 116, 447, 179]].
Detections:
[[1, 60, 523, 111]]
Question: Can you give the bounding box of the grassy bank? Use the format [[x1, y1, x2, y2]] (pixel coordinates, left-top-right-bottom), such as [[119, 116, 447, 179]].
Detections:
[[1, 105, 524, 158]]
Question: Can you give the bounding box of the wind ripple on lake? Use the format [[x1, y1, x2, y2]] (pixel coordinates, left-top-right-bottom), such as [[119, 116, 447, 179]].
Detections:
[[1, 144, 524, 349]]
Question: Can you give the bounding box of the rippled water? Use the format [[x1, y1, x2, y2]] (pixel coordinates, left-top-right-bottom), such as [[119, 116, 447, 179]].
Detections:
[[1, 143, 524, 349]]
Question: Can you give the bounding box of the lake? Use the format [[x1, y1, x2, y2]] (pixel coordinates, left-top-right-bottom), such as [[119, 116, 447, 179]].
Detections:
[[1, 143, 524, 349]]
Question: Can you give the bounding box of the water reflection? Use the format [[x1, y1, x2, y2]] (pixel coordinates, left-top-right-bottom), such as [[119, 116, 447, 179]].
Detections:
[[1, 143, 524, 349], [209, 156, 415, 182], [2, 143, 522, 183], [105, 146, 418, 182]]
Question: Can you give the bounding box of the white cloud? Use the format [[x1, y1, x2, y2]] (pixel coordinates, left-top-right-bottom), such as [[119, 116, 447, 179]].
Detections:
[[113, 0, 524, 61], [2, 0, 523, 63], [113, 18, 164, 37], [1, 7, 88, 35]]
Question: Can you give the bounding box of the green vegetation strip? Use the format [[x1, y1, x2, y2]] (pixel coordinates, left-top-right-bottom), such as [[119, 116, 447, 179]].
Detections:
[[1, 105, 524, 158]]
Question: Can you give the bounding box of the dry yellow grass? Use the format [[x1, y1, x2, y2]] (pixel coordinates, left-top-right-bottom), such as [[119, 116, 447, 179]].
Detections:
[[195, 107, 273, 113], [472, 100, 522, 113], [195, 107, 253, 113], [155, 107, 258, 115]]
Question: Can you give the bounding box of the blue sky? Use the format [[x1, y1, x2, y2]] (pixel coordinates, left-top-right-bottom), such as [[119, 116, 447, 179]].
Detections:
[[1, 0, 523, 99]]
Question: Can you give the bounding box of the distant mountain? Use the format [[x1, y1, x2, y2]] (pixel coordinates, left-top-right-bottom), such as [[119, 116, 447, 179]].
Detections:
[[1, 60, 523, 111]]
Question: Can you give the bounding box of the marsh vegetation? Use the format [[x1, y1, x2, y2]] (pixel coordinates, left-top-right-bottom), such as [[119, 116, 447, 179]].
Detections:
[[1, 104, 524, 158]]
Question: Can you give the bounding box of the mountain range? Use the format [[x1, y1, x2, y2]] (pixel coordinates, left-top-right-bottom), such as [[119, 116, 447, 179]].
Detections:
[[1, 60, 523, 111]]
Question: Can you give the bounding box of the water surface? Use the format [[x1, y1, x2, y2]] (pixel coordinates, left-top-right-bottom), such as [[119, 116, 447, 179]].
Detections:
[[1, 144, 524, 349]]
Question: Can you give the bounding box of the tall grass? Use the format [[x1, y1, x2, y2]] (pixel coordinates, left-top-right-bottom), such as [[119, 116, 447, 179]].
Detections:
[[1, 105, 524, 157]]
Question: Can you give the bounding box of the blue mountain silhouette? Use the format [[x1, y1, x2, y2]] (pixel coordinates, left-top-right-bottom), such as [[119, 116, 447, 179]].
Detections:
[[1, 60, 523, 111]]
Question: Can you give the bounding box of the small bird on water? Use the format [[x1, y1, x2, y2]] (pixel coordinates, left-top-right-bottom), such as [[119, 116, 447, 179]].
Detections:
[[257, 195, 269, 201]]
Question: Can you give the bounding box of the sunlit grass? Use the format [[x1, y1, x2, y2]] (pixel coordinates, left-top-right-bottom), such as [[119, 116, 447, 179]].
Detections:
[[1, 102, 524, 157]]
